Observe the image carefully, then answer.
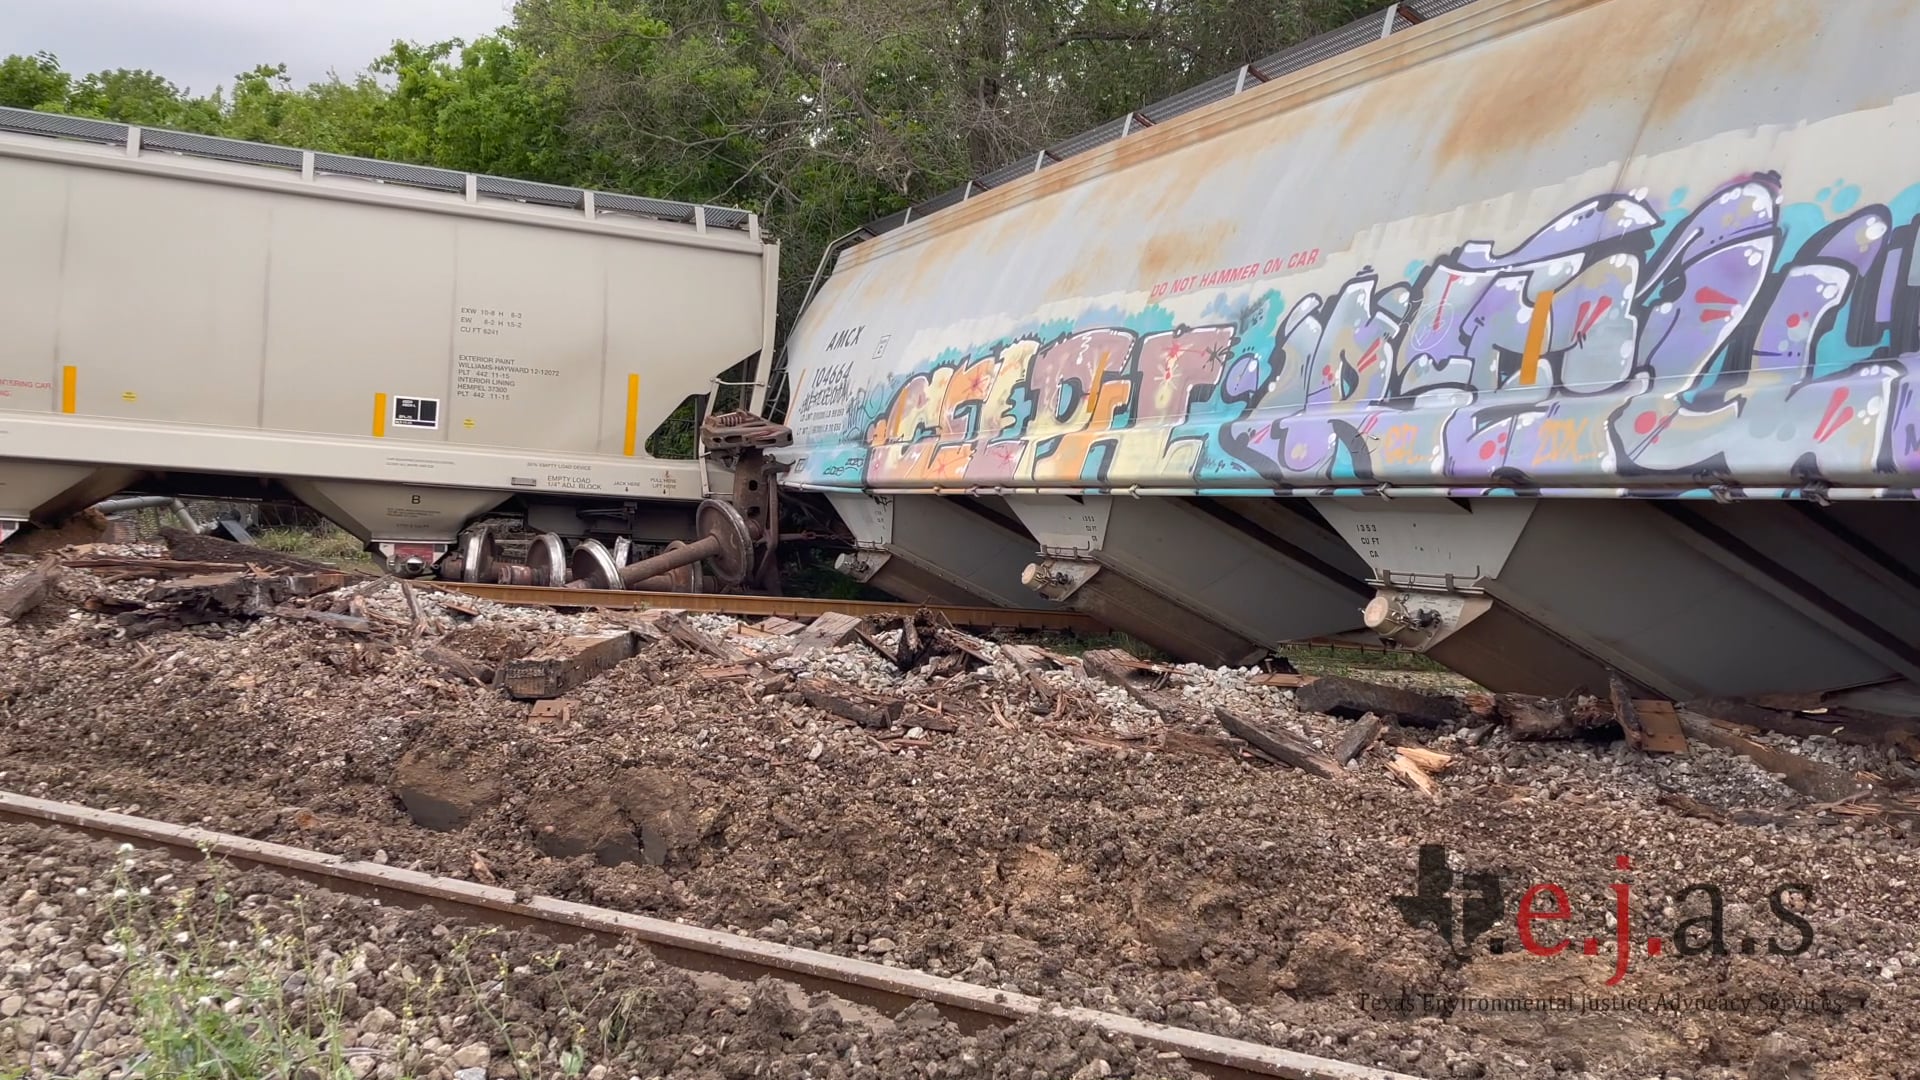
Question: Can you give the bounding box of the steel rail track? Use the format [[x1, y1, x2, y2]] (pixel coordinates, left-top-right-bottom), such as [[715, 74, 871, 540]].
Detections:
[[424, 581, 1106, 634], [0, 791, 1419, 1080], [427, 581, 1415, 658]]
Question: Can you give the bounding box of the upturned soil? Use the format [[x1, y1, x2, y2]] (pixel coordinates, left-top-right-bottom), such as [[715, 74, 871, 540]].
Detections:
[[3, 549, 1919, 1079]]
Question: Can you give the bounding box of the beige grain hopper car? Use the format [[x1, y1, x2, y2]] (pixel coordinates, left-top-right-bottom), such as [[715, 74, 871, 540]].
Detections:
[[0, 106, 783, 586]]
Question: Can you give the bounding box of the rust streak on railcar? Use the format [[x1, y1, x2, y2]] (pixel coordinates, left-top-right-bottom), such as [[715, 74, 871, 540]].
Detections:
[[1641, 0, 1802, 127], [1139, 221, 1241, 285]]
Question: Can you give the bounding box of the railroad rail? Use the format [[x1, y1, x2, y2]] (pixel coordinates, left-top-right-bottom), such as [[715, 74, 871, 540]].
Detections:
[[0, 791, 1418, 1080], [425, 581, 1106, 634], [424, 581, 1412, 657]]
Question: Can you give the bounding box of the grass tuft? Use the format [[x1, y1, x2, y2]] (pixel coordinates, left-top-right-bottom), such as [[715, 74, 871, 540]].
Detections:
[[254, 525, 384, 573], [69, 853, 365, 1080]]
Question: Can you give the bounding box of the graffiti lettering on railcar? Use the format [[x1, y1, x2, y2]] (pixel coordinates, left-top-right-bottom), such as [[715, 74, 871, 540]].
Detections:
[[838, 174, 1920, 493]]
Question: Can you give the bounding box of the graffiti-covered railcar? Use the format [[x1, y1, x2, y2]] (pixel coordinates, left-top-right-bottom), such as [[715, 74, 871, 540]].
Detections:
[[777, 0, 1920, 699]]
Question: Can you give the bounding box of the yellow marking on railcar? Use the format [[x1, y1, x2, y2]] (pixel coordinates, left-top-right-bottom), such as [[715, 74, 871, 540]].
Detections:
[[1519, 289, 1556, 387], [59, 366, 76, 413], [373, 392, 387, 438], [623, 374, 641, 456]]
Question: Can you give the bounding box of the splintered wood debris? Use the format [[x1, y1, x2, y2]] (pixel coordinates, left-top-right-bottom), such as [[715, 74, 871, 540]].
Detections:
[[13, 536, 1920, 1078], [0, 556, 60, 625], [501, 630, 640, 701], [10, 538, 1920, 832]]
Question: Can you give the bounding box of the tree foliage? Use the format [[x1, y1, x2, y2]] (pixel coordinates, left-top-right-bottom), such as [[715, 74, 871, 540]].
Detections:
[[0, 51, 69, 111], [4, 0, 1384, 340]]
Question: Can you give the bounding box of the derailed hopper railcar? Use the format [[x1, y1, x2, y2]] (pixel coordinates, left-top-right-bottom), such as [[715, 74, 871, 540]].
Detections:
[[776, 0, 1920, 701], [0, 108, 778, 576]]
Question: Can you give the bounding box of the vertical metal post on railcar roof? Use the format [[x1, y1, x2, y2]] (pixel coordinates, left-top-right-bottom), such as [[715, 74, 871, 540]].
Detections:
[[749, 249, 778, 416], [124, 127, 141, 158], [695, 205, 708, 234], [961, 180, 974, 201], [1380, 3, 1400, 38], [301, 150, 315, 181], [1120, 114, 1133, 138], [1034, 150, 1046, 173], [583, 191, 596, 221], [464, 174, 478, 203], [1234, 66, 1249, 94]]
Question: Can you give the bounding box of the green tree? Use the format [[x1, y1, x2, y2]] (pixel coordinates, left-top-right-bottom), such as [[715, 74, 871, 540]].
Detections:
[[220, 62, 391, 155], [369, 37, 576, 180], [0, 51, 69, 110], [64, 67, 221, 130], [508, 0, 1390, 337], [221, 63, 299, 140]]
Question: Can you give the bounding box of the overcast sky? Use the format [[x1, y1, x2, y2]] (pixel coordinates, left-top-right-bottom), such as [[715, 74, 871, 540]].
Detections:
[[3, 0, 516, 97]]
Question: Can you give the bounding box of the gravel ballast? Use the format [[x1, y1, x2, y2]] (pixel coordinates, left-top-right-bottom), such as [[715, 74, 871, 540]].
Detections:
[[0, 823, 1197, 1079], [1, 549, 1917, 1078]]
